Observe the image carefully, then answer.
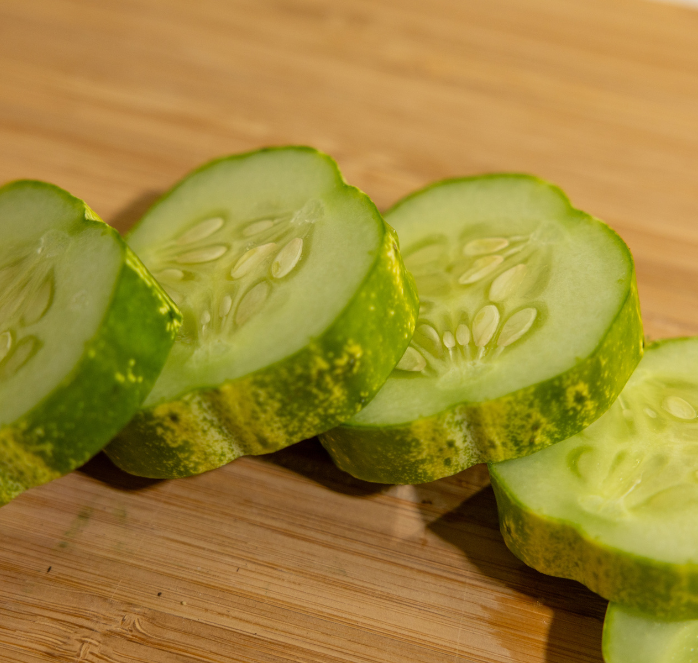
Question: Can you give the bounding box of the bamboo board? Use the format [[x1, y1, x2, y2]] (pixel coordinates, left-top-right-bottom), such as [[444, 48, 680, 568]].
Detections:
[[2, 0, 698, 660]]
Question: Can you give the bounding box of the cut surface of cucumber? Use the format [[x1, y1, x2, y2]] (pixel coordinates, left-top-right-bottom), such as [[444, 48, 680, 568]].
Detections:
[[0, 180, 180, 505], [321, 175, 642, 484], [491, 338, 698, 618], [603, 603, 698, 663], [105, 147, 418, 478]]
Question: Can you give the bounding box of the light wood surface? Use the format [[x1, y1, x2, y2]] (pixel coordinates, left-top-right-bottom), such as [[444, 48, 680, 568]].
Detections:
[[2, 0, 698, 660]]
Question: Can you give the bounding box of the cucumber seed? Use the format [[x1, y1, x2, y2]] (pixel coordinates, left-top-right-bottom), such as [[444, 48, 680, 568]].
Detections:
[[231, 243, 278, 279], [236, 282, 270, 325], [662, 396, 697, 420], [498, 308, 537, 347], [175, 245, 228, 264], [397, 347, 427, 372], [0, 331, 11, 363], [456, 324, 470, 346], [472, 305, 500, 347], [490, 264, 527, 302], [22, 276, 53, 326], [459, 255, 504, 284], [158, 269, 185, 281], [463, 237, 509, 255], [219, 295, 233, 318], [243, 220, 275, 237], [272, 238, 303, 278], [176, 217, 225, 245]]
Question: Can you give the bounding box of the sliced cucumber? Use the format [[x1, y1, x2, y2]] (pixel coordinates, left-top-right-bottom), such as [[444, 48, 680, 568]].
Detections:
[[491, 338, 698, 618], [320, 175, 642, 484], [603, 603, 698, 663], [105, 147, 418, 478], [0, 180, 180, 505]]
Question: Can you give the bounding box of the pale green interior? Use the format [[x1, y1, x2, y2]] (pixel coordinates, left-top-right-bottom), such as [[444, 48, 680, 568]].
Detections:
[[351, 175, 632, 426], [493, 339, 698, 566], [128, 148, 382, 407], [0, 182, 122, 427], [604, 603, 698, 663]]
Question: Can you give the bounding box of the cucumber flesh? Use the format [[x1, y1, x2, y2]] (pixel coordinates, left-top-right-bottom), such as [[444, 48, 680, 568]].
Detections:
[[603, 603, 698, 663], [0, 191, 119, 426], [0, 181, 180, 505], [135, 149, 383, 405], [490, 338, 698, 618], [321, 175, 642, 484], [106, 147, 418, 478]]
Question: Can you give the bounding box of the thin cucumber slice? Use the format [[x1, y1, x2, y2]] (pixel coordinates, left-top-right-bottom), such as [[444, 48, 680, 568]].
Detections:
[[603, 603, 698, 663], [321, 175, 642, 484], [105, 147, 418, 478], [490, 338, 698, 618], [0, 180, 180, 505]]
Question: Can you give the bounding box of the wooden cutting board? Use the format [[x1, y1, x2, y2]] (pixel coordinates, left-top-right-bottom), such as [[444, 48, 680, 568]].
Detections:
[[2, 0, 698, 660]]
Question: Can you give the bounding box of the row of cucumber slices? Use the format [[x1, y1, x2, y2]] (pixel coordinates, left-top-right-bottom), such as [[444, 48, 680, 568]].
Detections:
[[0, 146, 693, 660]]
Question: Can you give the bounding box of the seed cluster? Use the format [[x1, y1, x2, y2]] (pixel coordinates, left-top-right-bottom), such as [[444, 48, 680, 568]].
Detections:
[[0, 235, 58, 381], [396, 233, 540, 376], [570, 380, 698, 518], [152, 203, 318, 344]]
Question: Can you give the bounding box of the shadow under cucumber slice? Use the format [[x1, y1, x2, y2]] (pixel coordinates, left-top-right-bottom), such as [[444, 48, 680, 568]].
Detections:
[[0, 180, 181, 505], [491, 338, 698, 619], [105, 147, 418, 479], [603, 603, 698, 663], [321, 174, 643, 484]]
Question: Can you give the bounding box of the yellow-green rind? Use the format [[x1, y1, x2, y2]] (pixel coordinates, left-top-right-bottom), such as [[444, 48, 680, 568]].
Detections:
[[0, 186, 181, 504], [490, 453, 698, 619], [320, 276, 643, 484], [105, 218, 419, 478]]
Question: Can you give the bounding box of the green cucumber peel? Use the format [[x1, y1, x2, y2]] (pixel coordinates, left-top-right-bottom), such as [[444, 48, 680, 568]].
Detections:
[[0, 180, 181, 505], [491, 338, 698, 619], [106, 146, 418, 478], [321, 174, 643, 484]]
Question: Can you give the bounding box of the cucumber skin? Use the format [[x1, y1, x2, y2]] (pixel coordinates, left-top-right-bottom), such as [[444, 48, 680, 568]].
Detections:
[[490, 438, 698, 620], [320, 276, 643, 485], [0, 197, 181, 504], [104, 221, 419, 479]]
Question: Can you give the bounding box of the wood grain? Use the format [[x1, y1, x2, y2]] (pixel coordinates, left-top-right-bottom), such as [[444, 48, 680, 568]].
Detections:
[[1, 0, 698, 660]]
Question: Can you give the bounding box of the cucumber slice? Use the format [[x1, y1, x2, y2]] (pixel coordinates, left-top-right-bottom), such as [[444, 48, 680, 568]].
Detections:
[[105, 147, 418, 478], [490, 338, 698, 618], [603, 603, 698, 663], [320, 175, 642, 484], [0, 180, 180, 505]]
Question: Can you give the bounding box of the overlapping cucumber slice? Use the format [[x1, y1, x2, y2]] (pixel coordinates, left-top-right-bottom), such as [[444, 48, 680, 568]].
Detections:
[[320, 175, 643, 484], [603, 603, 698, 663], [105, 147, 418, 478], [491, 338, 698, 618], [0, 181, 180, 505]]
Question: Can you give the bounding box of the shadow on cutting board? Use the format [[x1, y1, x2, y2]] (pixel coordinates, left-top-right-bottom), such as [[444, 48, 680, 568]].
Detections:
[[426, 483, 606, 663], [259, 438, 388, 497], [78, 440, 383, 497], [78, 452, 163, 492], [109, 189, 163, 233]]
